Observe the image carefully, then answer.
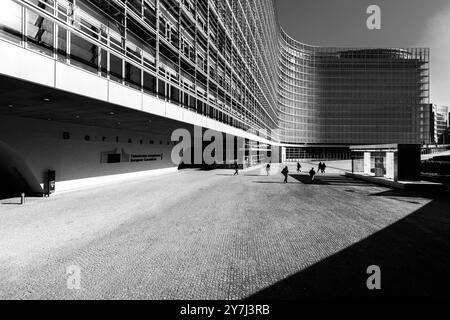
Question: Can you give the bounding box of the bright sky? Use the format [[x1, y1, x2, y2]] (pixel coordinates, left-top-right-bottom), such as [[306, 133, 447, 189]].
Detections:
[[276, 0, 450, 107]]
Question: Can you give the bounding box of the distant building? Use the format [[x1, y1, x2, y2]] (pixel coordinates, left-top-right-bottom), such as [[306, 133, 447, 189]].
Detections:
[[436, 106, 449, 144], [430, 104, 438, 144]]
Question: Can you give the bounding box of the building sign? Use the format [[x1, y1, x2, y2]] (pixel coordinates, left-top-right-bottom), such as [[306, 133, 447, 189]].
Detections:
[[101, 149, 163, 164], [130, 154, 163, 163]]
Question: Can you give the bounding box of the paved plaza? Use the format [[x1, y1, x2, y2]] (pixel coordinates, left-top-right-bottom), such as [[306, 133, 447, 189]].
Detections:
[[0, 163, 449, 299]]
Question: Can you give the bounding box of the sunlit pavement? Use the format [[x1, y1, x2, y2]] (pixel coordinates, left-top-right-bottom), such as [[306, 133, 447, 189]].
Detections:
[[0, 163, 449, 299]]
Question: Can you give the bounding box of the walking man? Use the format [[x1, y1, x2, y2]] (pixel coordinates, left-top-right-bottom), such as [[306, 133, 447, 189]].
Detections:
[[233, 161, 239, 176], [282, 166, 289, 183], [297, 162, 301, 173], [309, 167, 316, 183]]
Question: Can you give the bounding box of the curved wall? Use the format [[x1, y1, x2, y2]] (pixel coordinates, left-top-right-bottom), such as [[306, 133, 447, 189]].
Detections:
[[278, 29, 430, 145]]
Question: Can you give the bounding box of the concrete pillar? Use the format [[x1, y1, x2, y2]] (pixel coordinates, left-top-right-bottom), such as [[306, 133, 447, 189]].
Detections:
[[225, 134, 235, 167], [386, 152, 395, 180], [364, 152, 371, 175], [236, 137, 245, 169], [256, 141, 260, 164], [271, 145, 281, 163], [193, 125, 203, 166], [249, 140, 257, 167]]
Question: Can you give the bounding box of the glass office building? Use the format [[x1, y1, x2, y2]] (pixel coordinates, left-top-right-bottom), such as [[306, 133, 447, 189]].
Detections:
[[0, 0, 430, 190], [280, 32, 430, 146], [1, 0, 429, 143], [0, 0, 280, 136]]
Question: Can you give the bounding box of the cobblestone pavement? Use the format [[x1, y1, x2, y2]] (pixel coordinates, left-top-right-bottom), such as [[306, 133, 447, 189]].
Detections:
[[0, 163, 448, 299]]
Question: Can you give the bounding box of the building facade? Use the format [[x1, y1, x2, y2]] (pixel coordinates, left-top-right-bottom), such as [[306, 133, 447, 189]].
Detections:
[[279, 32, 430, 159], [430, 104, 438, 144], [436, 106, 449, 144], [0, 0, 430, 194]]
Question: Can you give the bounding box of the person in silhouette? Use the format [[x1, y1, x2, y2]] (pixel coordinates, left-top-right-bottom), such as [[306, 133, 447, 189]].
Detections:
[[266, 162, 271, 176], [318, 162, 323, 174], [309, 167, 316, 182], [321, 162, 327, 174], [297, 162, 301, 173], [233, 161, 239, 176], [281, 166, 289, 183]]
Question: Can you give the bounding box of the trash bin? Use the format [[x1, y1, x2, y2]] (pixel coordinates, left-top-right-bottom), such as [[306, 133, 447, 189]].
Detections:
[[47, 170, 56, 195]]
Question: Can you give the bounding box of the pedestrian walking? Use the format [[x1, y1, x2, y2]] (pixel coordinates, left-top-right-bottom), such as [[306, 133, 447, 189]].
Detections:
[[309, 167, 316, 182], [266, 162, 271, 176], [322, 162, 327, 174], [281, 166, 289, 183], [297, 162, 301, 173], [318, 162, 323, 174], [233, 161, 239, 176]]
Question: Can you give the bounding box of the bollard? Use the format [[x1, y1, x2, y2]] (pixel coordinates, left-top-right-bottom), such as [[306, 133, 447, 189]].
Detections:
[[21, 193, 25, 205]]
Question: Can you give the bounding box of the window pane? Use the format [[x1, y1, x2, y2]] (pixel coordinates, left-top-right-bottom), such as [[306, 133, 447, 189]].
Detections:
[[170, 85, 179, 104], [57, 26, 67, 61], [0, 0, 23, 44], [70, 33, 98, 73], [110, 54, 123, 82], [26, 8, 54, 56], [143, 72, 156, 94], [158, 79, 166, 98], [100, 49, 108, 77], [128, 0, 142, 15], [125, 62, 141, 89]]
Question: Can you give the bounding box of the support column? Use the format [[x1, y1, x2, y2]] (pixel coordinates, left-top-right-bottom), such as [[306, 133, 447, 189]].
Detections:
[[386, 152, 395, 180], [281, 147, 287, 163], [270, 145, 281, 163], [364, 152, 371, 175], [236, 137, 245, 169], [225, 134, 235, 168]]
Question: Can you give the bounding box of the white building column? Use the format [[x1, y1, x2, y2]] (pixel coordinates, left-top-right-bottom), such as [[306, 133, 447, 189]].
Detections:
[[364, 152, 371, 175], [386, 152, 395, 180]]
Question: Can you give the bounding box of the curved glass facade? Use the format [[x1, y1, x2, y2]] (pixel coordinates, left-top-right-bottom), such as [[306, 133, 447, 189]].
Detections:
[[0, 0, 430, 146], [279, 31, 430, 145]]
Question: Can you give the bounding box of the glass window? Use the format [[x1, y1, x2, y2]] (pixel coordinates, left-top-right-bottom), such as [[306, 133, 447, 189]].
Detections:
[[100, 49, 108, 77], [143, 72, 156, 94], [57, 25, 67, 61], [128, 0, 142, 15], [26, 8, 54, 56], [56, 3, 68, 61], [170, 85, 179, 104], [30, 0, 54, 13], [110, 54, 123, 82], [144, 2, 157, 28], [125, 62, 141, 89], [143, 44, 156, 68], [158, 79, 166, 98], [0, 0, 23, 44], [70, 33, 98, 73]]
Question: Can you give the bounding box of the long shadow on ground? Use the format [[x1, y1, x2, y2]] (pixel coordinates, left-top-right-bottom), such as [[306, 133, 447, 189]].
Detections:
[[289, 174, 377, 186], [247, 189, 450, 300]]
